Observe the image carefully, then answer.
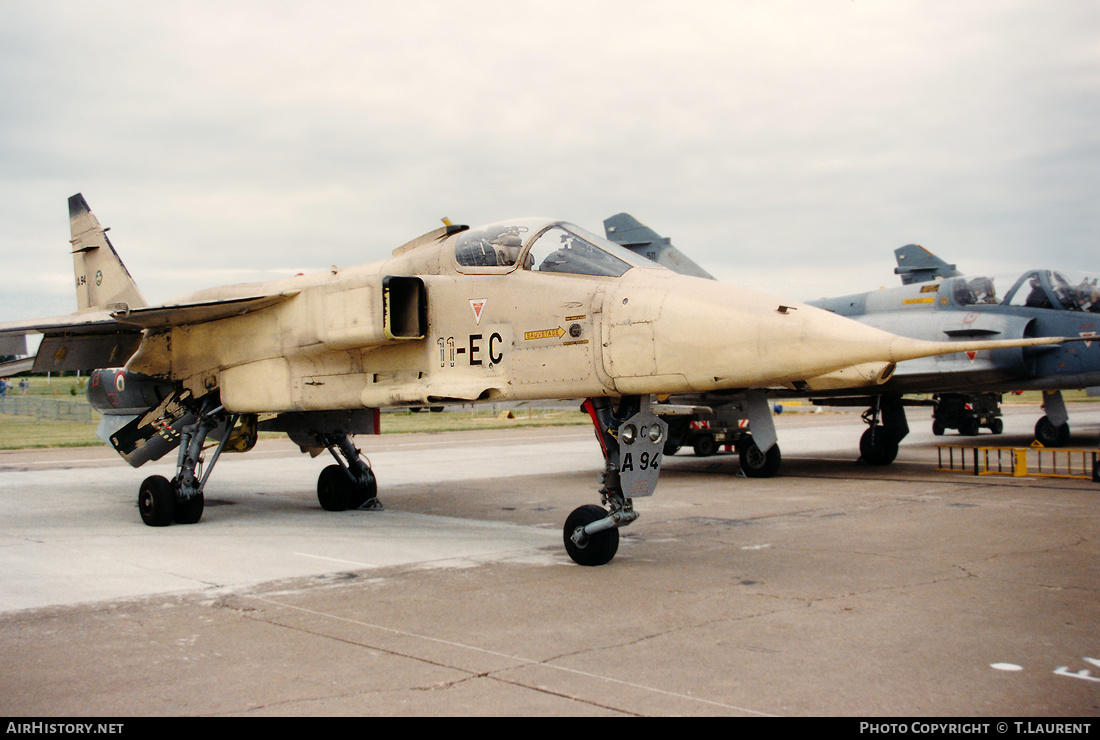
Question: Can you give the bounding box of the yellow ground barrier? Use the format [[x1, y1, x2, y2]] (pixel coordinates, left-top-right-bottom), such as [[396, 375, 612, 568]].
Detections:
[[936, 444, 1100, 481]]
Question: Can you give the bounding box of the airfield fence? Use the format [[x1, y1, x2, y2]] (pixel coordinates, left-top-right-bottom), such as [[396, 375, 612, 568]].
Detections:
[[936, 444, 1100, 481], [0, 396, 98, 422]]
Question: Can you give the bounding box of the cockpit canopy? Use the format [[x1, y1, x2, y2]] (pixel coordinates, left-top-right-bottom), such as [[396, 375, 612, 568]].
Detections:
[[454, 219, 657, 278], [946, 269, 1100, 312]]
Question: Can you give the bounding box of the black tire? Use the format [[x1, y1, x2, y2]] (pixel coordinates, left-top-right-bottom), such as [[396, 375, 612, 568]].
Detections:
[[860, 426, 898, 466], [348, 469, 378, 509], [1035, 416, 1070, 447], [317, 464, 353, 511], [960, 418, 981, 436], [138, 475, 176, 527], [174, 488, 204, 525], [563, 505, 619, 566], [989, 418, 1004, 435], [663, 440, 682, 456], [692, 434, 718, 457], [172, 477, 205, 523], [739, 440, 781, 478], [932, 420, 945, 436]]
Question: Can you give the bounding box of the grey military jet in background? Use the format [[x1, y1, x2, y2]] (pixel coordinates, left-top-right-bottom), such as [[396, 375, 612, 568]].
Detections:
[[811, 247, 1100, 457], [604, 214, 1100, 469]]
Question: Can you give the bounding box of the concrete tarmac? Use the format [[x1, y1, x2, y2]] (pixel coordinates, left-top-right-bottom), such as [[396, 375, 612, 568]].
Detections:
[[0, 404, 1097, 716]]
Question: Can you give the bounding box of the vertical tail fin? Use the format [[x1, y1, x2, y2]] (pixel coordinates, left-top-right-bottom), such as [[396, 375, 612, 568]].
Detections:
[[69, 194, 146, 312], [893, 244, 962, 285], [603, 212, 716, 280]]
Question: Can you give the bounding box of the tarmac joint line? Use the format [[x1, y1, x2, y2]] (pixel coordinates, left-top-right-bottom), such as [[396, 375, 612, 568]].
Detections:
[[238, 592, 777, 716]]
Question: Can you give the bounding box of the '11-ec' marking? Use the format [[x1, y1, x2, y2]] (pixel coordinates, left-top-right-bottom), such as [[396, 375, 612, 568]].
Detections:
[[438, 333, 504, 367]]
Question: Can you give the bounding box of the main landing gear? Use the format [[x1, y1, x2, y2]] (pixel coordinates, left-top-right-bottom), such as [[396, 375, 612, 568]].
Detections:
[[1034, 390, 1071, 447], [138, 396, 239, 526], [135, 394, 379, 527], [314, 433, 380, 511], [859, 395, 909, 466], [565, 397, 667, 566], [1034, 415, 1071, 447]]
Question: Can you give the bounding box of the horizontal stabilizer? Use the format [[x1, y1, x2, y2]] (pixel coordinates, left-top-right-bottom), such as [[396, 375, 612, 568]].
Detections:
[[0, 357, 34, 375]]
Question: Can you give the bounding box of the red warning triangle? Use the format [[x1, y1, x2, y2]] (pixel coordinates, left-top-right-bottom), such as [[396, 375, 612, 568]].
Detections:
[[470, 299, 486, 325]]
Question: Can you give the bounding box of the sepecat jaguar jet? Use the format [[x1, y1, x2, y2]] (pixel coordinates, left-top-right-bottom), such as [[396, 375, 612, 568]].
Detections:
[[0, 196, 1074, 564]]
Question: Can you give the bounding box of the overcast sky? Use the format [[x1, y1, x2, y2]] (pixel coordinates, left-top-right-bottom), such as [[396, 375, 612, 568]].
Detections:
[[1, 0, 1097, 321]]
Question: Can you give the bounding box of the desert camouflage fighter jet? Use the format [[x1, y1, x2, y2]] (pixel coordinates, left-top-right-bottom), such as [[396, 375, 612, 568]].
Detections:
[[0, 196, 1075, 565]]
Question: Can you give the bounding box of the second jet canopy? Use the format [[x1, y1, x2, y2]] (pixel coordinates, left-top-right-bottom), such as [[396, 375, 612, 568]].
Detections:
[[947, 269, 1100, 312]]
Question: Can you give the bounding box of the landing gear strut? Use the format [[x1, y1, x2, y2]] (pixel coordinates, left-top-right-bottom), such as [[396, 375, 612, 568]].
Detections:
[[137, 395, 236, 526], [1035, 390, 1071, 447], [313, 433, 380, 511], [859, 394, 908, 466], [565, 397, 667, 566], [131, 394, 379, 526]]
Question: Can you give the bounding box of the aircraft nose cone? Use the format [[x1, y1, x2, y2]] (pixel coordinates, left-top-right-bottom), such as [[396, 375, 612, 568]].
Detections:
[[602, 273, 940, 394]]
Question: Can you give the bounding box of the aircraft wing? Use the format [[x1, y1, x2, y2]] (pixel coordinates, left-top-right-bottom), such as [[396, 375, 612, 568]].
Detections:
[[0, 311, 141, 373], [110, 292, 300, 329], [0, 292, 300, 372], [0, 310, 132, 336]]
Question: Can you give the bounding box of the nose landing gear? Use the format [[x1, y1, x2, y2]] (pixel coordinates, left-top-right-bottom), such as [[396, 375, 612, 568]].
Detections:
[[565, 397, 666, 566]]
